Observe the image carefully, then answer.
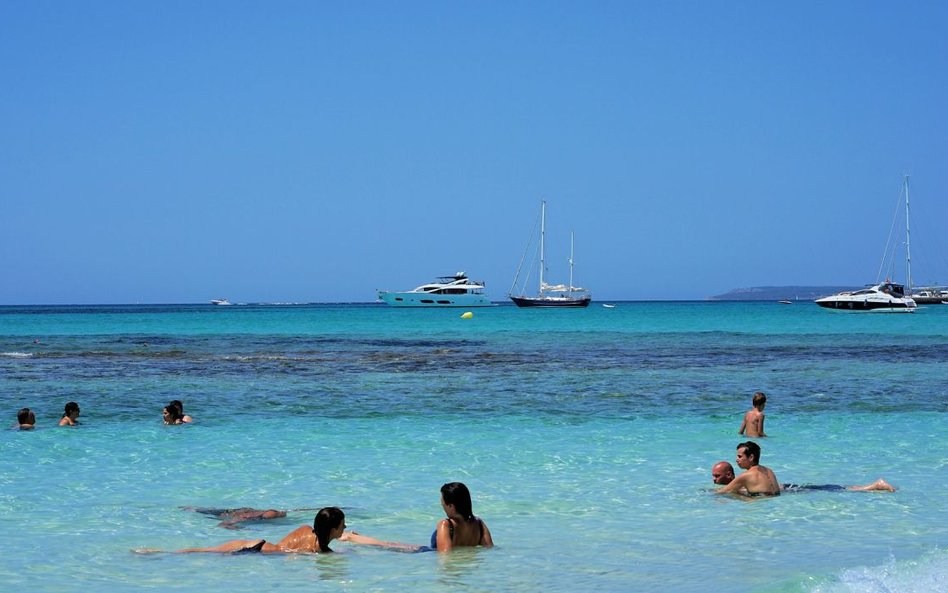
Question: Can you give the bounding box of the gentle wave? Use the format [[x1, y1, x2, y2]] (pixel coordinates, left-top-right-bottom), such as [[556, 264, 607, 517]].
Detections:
[[807, 549, 948, 593]]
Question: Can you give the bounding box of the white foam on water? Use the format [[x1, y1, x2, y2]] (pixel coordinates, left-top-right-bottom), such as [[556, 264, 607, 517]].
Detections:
[[808, 550, 948, 593]]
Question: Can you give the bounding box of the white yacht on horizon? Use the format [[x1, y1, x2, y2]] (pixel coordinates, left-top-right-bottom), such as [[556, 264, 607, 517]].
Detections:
[[377, 272, 493, 307], [815, 176, 921, 313], [814, 281, 917, 312]]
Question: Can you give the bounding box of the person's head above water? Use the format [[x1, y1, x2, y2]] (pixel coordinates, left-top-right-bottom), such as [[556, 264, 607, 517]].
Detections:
[[752, 391, 767, 409], [162, 405, 183, 424], [17, 407, 35, 427], [441, 482, 475, 521], [712, 461, 735, 485], [736, 441, 761, 469], [63, 401, 80, 418], [313, 507, 346, 553]]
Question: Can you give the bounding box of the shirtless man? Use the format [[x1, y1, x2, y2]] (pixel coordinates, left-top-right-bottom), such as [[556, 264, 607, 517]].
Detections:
[[738, 391, 767, 437], [711, 461, 895, 492], [714, 441, 781, 497]]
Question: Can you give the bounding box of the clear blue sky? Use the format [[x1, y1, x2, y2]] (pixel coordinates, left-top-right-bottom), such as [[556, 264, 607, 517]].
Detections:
[[2, 1, 947, 303]]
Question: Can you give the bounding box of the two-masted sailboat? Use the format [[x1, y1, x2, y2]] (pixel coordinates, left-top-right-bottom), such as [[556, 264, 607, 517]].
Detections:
[[508, 201, 591, 308]]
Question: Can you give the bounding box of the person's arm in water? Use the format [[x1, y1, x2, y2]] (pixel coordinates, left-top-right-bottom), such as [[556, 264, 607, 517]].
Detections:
[[339, 531, 423, 552], [738, 411, 748, 435], [758, 412, 766, 437], [715, 472, 750, 495], [435, 519, 457, 552]]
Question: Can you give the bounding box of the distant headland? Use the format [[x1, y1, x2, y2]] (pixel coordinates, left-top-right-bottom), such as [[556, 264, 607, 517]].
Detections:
[[708, 286, 855, 301]]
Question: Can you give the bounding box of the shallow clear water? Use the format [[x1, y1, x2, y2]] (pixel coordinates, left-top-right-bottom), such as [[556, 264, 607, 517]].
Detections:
[[1, 302, 946, 592]]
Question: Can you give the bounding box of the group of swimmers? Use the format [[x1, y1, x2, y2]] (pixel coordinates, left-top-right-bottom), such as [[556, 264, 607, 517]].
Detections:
[[144, 482, 493, 554], [713, 392, 895, 497], [14, 401, 495, 554], [14, 401, 80, 429], [12, 399, 192, 429]]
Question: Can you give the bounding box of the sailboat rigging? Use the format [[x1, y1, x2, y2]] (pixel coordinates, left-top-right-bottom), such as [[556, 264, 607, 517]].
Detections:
[[508, 201, 591, 308], [815, 175, 922, 312]]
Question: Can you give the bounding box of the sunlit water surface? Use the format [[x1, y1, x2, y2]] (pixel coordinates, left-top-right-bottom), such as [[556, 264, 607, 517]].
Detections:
[[2, 303, 946, 593]]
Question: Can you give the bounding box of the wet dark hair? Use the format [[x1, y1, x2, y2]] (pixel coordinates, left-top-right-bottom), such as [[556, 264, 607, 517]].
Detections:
[[169, 400, 184, 415], [63, 402, 79, 418], [313, 507, 345, 553], [441, 482, 475, 522], [17, 407, 34, 425], [738, 441, 761, 464], [163, 405, 183, 424]]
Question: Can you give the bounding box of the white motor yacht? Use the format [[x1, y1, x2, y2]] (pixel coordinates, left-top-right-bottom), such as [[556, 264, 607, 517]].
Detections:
[[377, 272, 492, 307], [815, 282, 917, 312]]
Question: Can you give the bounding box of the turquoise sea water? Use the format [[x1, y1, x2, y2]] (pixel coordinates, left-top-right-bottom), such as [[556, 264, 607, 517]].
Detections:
[[1, 302, 946, 593]]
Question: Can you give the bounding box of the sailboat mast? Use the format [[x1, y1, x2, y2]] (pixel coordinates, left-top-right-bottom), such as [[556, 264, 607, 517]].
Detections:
[[539, 200, 546, 294], [904, 175, 912, 292], [568, 231, 574, 297]]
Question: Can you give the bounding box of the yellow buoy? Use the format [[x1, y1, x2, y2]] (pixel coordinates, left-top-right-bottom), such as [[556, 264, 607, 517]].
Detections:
[[460, 311, 473, 319]]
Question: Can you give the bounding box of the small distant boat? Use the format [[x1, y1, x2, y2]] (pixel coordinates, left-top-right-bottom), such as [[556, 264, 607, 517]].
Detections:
[[778, 300, 792, 305], [210, 298, 232, 306], [602, 304, 616, 308], [508, 200, 591, 308], [377, 272, 492, 307], [908, 287, 948, 305]]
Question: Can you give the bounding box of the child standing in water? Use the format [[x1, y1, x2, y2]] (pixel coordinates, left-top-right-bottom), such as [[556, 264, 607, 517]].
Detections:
[[738, 391, 767, 437]]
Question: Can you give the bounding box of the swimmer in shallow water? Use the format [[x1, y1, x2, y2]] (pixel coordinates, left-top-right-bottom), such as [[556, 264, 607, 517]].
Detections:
[[431, 482, 493, 552], [59, 402, 80, 426], [169, 400, 192, 423], [714, 441, 781, 497], [711, 461, 895, 492], [140, 507, 420, 554], [162, 405, 184, 425], [180, 506, 289, 529], [738, 391, 767, 438], [16, 408, 36, 430]]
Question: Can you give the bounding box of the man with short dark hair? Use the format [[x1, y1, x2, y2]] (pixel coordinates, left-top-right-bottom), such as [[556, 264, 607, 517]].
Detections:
[[714, 441, 781, 497], [17, 407, 35, 430]]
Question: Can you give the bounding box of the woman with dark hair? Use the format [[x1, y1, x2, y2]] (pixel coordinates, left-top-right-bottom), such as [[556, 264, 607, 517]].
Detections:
[[162, 405, 184, 425], [152, 507, 417, 554], [169, 400, 192, 423], [173, 507, 347, 554], [59, 402, 80, 426], [431, 482, 493, 552]]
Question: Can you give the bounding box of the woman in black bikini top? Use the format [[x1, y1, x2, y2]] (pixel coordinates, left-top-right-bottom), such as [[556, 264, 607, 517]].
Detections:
[[431, 482, 494, 552]]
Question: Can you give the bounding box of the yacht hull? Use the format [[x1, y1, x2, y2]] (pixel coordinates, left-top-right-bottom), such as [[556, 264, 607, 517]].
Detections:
[[377, 291, 492, 307], [509, 295, 591, 308], [814, 297, 916, 312]]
